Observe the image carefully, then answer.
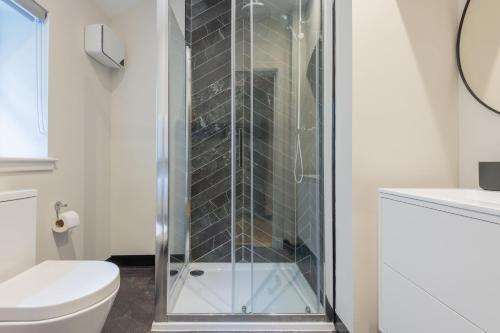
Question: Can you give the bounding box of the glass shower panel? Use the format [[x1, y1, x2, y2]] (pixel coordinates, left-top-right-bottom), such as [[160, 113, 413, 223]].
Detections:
[[162, 0, 326, 317], [167, 2, 189, 313], [292, 0, 324, 314], [249, 0, 324, 314]]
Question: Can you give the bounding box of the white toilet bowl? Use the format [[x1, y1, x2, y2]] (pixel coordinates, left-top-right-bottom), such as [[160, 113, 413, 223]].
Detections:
[[0, 260, 120, 333]]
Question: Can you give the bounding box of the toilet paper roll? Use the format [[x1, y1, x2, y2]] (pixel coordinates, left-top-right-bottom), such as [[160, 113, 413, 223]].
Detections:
[[52, 211, 80, 233]]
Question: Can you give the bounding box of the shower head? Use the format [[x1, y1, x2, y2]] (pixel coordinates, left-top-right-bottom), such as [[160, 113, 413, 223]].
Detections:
[[241, 1, 268, 21], [241, 0, 264, 11]]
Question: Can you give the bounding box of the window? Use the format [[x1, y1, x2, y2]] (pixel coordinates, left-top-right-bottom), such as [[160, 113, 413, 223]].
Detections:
[[0, 0, 48, 159]]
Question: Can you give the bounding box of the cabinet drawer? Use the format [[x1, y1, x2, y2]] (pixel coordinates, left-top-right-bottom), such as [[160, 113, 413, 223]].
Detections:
[[381, 264, 484, 333], [380, 198, 500, 332]]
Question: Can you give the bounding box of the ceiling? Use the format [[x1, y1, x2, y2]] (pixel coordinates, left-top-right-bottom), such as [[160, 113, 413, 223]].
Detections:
[[94, 0, 141, 18]]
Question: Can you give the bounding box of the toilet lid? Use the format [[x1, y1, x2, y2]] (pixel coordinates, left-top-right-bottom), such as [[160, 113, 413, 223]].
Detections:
[[0, 261, 120, 322]]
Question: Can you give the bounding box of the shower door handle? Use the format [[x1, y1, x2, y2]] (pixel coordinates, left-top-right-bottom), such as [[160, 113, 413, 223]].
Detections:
[[238, 128, 243, 169]]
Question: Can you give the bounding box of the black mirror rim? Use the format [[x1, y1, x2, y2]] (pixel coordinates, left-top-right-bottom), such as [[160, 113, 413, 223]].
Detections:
[[457, 0, 500, 115]]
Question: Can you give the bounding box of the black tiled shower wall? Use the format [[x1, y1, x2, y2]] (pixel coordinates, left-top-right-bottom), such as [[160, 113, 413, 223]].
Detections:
[[187, 0, 234, 262], [296, 177, 323, 297]]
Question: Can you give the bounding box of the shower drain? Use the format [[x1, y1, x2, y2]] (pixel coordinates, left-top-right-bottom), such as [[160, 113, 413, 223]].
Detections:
[[190, 269, 204, 277]]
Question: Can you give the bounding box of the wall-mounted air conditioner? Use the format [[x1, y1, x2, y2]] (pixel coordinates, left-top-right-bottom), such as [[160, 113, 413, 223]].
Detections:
[[85, 24, 125, 69]]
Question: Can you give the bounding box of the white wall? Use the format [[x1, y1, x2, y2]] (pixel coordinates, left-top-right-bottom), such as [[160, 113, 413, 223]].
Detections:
[[351, 0, 459, 332], [459, 81, 500, 187], [109, 0, 157, 255], [0, 0, 161, 261], [458, 0, 500, 188], [0, 0, 112, 262]]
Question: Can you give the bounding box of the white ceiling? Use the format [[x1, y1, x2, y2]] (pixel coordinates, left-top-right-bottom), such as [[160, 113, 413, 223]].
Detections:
[[94, 0, 141, 18]]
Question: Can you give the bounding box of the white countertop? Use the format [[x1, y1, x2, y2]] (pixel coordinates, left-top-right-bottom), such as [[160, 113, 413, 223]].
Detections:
[[380, 188, 500, 216]]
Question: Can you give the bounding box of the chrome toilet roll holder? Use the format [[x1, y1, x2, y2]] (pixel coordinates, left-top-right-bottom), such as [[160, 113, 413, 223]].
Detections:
[[54, 201, 68, 220]]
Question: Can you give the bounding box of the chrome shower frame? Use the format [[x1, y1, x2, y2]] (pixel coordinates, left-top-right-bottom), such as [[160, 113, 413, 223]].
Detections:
[[154, 0, 336, 329]]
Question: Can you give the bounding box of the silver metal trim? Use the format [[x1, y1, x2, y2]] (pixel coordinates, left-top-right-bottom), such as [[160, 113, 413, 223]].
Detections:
[[154, 0, 169, 322], [322, 0, 334, 309], [249, 0, 255, 314], [166, 314, 328, 322], [315, 0, 323, 311], [230, 0, 237, 313], [185, 46, 192, 264], [152, 320, 335, 332]]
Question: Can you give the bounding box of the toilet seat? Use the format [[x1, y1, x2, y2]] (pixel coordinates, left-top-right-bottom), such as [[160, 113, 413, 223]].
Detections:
[[0, 261, 119, 322]]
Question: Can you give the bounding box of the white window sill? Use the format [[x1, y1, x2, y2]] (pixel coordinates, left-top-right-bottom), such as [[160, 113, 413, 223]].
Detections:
[[0, 157, 58, 173]]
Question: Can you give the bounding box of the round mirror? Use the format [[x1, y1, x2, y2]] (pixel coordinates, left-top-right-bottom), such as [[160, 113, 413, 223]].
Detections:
[[458, 0, 500, 114]]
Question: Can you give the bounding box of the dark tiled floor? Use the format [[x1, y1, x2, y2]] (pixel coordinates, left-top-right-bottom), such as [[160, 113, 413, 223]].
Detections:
[[102, 266, 345, 333], [102, 266, 155, 333], [334, 321, 349, 333]]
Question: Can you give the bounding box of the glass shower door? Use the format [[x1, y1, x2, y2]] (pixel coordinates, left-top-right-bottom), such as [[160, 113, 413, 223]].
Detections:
[[233, 0, 325, 315]]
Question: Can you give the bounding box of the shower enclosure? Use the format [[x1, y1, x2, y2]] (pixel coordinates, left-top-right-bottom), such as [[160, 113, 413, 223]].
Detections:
[[155, 0, 334, 329]]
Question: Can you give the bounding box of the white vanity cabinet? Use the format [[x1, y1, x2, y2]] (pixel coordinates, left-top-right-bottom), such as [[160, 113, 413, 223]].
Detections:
[[379, 189, 500, 333]]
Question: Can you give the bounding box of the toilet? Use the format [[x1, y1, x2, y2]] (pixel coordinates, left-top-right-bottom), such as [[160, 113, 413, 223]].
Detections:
[[0, 190, 120, 333]]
